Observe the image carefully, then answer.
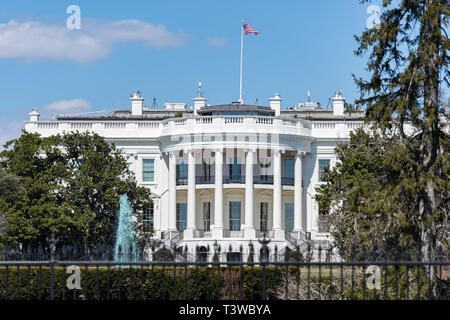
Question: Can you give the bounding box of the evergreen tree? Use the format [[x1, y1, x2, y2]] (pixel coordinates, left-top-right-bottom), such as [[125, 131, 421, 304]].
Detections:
[[353, 0, 449, 262]]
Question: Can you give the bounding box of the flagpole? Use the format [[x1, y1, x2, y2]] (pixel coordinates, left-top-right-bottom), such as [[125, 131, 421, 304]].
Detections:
[[239, 20, 244, 104]]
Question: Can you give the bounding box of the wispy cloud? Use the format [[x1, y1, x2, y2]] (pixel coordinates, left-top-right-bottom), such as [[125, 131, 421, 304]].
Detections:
[[0, 98, 94, 149], [205, 37, 230, 48], [0, 120, 24, 149], [0, 19, 190, 63], [43, 98, 91, 113]]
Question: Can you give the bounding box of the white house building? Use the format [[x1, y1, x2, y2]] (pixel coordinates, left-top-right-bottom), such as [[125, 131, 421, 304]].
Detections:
[[24, 87, 368, 261]]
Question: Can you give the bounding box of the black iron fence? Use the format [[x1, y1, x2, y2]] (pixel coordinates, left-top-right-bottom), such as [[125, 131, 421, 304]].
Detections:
[[0, 238, 449, 300]]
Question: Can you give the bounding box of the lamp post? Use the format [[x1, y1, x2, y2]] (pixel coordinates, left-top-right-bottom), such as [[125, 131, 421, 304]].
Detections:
[[258, 233, 271, 263]]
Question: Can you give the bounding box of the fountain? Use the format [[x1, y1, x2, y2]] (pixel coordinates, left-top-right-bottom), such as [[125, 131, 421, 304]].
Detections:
[[114, 194, 137, 261]]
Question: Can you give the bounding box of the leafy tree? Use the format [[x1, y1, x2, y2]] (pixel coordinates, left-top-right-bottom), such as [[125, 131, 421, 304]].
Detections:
[[316, 129, 437, 258], [58, 131, 152, 251], [353, 0, 449, 265], [0, 170, 24, 235], [0, 132, 72, 245], [0, 131, 152, 250]]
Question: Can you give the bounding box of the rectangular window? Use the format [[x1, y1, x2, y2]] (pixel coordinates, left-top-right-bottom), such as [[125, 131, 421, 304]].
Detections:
[[229, 202, 241, 231], [203, 163, 211, 182], [143, 203, 154, 228], [203, 202, 211, 231], [260, 202, 268, 232], [318, 159, 331, 182], [229, 158, 242, 181], [176, 203, 187, 232], [177, 160, 188, 181], [285, 159, 295, 179], [285, 203, 294, 232], [142, 159, 155, 182], [260, 161, 271, 181]]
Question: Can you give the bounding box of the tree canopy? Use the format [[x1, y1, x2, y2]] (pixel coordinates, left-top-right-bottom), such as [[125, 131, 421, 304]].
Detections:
[[317, 0, 449, 262], [0, 131, 152, 248]]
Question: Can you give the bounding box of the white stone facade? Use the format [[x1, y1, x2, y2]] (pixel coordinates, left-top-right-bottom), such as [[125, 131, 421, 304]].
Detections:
[[25, 90, 368, 261]]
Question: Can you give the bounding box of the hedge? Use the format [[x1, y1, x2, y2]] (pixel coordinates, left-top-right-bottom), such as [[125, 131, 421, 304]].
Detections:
[[1, 265, 445, 300], [0, 265, 283, 300]]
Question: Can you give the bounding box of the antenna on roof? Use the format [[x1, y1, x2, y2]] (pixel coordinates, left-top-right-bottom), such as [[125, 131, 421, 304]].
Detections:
[[198, 82, 203, 98], [255, 98, 258, 105], [152, 97, 157, 109], [307, 90, 311, 102]]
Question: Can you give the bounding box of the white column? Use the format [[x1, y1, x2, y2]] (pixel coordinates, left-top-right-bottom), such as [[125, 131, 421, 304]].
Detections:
[[212, 149, 224, 238], [244, 149, 255, 238], [168, 151, 177, 232], [185, 150, 196, 239], [272, 149, 283, 239], [293, 152, 303, 237]]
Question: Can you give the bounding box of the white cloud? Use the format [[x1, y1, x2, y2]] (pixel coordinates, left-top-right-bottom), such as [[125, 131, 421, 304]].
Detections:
[[205, 37, 230, 48], [0, 98, 92, 150], [0, 19, 190, 63], [42, 98, 91, 117], [0, 120, 24, 150]]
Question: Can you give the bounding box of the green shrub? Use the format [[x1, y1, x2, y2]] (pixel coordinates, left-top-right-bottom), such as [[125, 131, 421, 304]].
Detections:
[[153, 248, 174, 261], [284, 250, 304, 262], [0, 266, 284, 300]]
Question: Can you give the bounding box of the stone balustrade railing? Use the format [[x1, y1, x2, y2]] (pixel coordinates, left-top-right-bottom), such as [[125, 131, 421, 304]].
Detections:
[[25, 116, 367, 139]]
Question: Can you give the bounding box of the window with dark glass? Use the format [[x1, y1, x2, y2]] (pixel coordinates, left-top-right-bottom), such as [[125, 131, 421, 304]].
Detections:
[[143, 159, 155, 182], [229, 202, 241, 231], [229, 157, 242, 180], [203, 162, 211, 182], [260, 161, 271, 181], [143, 203, 154, 228], [177, 160, 188, 181], [203, 202, 211, 231], [285, 203, 294, 232], [318, 159, 331, 182], [260, 202, 268, 232], [176, 203, 187, 232], [285, 159, 295, 178]]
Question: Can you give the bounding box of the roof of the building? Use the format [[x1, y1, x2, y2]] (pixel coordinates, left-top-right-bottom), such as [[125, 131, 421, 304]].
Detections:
[[197, 103, 274, 115], [56, 103, 365, 121]]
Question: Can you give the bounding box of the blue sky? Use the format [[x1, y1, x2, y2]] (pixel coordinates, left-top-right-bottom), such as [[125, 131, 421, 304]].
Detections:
[[0, 0, 381, 146]]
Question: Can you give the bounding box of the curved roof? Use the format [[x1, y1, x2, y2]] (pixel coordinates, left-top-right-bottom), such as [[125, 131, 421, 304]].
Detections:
[[197, 103, 275, 115]]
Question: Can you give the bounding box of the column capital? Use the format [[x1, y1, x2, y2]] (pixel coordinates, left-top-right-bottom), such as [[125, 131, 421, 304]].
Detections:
[[165, 150, 177, 157], [297, 151, 306, 157], [212, 147, 223, 153], [272, 148, 282, 156]]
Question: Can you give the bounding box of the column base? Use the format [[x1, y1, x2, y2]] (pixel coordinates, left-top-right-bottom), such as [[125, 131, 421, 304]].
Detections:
[[211, 227, 224, 239], [272, 228, 285, 240], [244, 228, 256, 239], [183, 228, 195, 240]]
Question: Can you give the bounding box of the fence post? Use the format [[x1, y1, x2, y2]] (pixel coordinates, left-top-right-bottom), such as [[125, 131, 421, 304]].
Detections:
[[47, 232, 58, 300], [258, 233, 271, 300]]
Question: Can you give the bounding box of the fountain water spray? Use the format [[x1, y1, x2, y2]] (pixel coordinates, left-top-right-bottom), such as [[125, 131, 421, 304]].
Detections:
[[114, 194, 137, 261]]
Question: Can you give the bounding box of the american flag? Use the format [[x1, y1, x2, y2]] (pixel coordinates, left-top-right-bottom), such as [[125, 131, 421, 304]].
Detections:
[[243, 24, 259, 35]]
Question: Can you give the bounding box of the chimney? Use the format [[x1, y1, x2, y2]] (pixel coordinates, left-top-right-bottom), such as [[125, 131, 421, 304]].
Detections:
[[131, 91, 144, 116], [332, 90, 345, 116], [29, 107, 40, 122], [193, 82, 206, 116], [269, 93, 282, 116]]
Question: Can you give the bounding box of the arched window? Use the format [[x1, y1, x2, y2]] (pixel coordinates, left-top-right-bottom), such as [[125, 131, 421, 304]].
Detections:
[[198, 246, 208, 262]]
